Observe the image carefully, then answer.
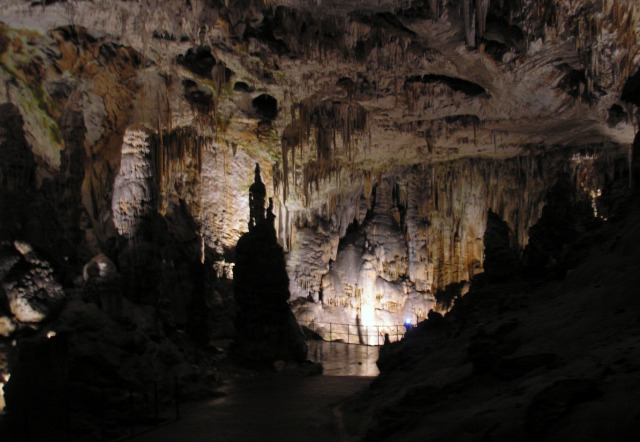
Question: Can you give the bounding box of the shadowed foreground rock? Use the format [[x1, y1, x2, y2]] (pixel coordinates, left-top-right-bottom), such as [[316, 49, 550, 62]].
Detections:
[[233, 165, 307, 363]]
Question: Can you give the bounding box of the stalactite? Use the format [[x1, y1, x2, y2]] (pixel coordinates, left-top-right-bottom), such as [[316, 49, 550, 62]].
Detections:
[[430, 0, 439, 19], [475, 0, 489, 39], [297, 148, 627, 302], [463, 0, 476, 48], [279, 98, 367, 204]]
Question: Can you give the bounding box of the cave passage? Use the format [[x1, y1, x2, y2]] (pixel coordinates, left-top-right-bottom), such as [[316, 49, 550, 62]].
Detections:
[[130, 342, 378, 441], [131, 374, 373, 442]]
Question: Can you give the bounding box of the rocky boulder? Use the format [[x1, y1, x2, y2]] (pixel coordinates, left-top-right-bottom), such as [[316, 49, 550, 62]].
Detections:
[[0, 317, 15, 338], [1, 241, 65, 323]]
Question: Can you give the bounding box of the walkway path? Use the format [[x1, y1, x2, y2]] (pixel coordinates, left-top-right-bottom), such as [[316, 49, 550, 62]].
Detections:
[[132, 375, 372, 442], [133, 342, 376, 442]]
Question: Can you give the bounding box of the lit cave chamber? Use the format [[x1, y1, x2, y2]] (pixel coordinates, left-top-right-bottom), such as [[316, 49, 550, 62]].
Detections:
[[1, 0, 640, 441]]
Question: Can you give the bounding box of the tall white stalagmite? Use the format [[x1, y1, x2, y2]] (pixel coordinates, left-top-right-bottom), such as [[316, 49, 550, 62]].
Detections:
[[112, 128, 154, 239]]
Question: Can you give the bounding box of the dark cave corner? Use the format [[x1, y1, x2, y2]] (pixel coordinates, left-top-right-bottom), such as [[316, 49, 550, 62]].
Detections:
[[0, 215, 229, 441], [232, 163, 308, 365], [521, 172, 600, 280]]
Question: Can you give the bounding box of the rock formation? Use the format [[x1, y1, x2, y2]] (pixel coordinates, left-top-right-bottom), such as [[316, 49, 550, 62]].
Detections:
[[82, 252, 123, 317], [289, 152, 620, 334], [233, 164, 307, 363], [483, 210, 519, 282], [1, 241, 65, 324]]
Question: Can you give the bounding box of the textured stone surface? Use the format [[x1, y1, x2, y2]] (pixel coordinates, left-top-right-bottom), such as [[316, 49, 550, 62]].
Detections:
[[2, 241, 65, 323], [112, 128, 155, 239], [0, 1, 636, 264], [0, 317, 16, 338], [0, 1, 637, 438]]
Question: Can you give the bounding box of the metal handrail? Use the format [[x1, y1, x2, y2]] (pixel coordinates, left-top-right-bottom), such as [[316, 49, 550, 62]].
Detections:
[[298, 320, 408, 346]]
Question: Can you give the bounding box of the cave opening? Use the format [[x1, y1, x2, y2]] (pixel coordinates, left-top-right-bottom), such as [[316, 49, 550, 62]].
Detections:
[[251, 93, 278, 120], [334, 216, 364, 256]]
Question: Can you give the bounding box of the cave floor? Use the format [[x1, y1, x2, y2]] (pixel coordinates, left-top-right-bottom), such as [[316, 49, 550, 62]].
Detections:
[[308, 341, 380, 376], [131, 373, 373, 442]]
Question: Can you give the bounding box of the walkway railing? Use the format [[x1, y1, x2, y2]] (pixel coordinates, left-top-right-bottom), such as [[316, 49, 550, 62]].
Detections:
[[298, 320, 407, 346]]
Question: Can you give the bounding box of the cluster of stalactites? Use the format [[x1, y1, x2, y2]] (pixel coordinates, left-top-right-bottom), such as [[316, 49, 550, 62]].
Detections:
[[284, 147, 629, 302], [461, 0, 490, 48], [526, 0, 638, 97], [279, 99, 367, 204], [151, 127, 215, 214], [594, 0, 638, 89]]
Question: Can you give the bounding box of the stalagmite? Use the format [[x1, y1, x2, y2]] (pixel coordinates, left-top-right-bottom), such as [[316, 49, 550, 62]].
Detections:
[[112, 128, 155, 238]]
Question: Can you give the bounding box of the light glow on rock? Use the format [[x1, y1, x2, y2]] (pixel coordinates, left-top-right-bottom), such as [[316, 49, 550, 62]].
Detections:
[[0, 374, 9, 413], [360, 296, 376, 345]]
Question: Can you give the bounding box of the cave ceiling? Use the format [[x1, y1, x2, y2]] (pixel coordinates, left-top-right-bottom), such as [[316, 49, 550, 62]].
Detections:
[[1, 0, 638, 245]]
